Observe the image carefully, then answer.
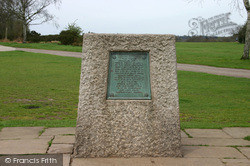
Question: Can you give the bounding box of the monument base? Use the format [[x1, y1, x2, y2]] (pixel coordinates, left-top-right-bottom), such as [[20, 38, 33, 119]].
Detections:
[[74, 33, 182, 158]]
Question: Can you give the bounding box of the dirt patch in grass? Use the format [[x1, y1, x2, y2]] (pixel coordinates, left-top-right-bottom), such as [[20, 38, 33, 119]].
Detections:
[[22, 104, 41, 109]]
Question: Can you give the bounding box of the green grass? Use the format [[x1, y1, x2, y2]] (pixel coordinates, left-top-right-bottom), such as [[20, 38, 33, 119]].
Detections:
[[176, 42, 250, 69], [0, 51, 81, 128], [1, 42, 249, 69], [0, 51, 249, 128], [182, 129, 193, 138], [178, 71, 250, 128], [0, 120, 76, 128], [244, 136, 250, 141], [0, 42, 82, 52], [48, 137, 54, 147], [39, 128, 45, 136]]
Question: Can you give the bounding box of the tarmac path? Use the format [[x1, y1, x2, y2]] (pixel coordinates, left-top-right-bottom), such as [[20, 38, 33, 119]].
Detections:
[[0, 45, 249, 78], [177, 63, 250, 78], [16, 47, 82, 58]]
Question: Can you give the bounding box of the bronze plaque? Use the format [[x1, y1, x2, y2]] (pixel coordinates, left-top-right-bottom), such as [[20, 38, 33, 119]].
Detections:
[[107, 51, 151, 100]]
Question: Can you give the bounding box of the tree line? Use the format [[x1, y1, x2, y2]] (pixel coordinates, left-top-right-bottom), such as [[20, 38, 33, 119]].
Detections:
[[26, 22, 83, 46], [0, 0, 61, 43], [0, 0, 82, 45], [1, 0, 249, 59]]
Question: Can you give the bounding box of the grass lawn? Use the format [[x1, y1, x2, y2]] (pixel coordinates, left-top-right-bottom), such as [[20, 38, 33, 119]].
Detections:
[[0, 51, 81, 128], [1, 42, 249, 69], [178, 71, 250, 128], [176, 42, 250, 70], [0, 51, 249, 129]]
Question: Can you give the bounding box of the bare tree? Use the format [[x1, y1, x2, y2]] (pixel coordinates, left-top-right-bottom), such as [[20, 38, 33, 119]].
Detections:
[[188, 0, 249, 60], [11, 0, 61, 43], [0, 0, 15, 40], [242, 0, 249, 59]]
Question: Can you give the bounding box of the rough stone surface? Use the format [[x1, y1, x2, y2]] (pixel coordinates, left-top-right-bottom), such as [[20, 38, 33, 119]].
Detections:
[[182, 138, 250, 146], [71, 158, 223, 166], [222, 127, 250, 138], [182, 146, 246, 159], [48, 144, 73, 154], [222, 159, 250, 166], [74, 34, 181, 157], [185, 129, 232, 138], [0, 127, 44, 140], [238, 147, 250, 158], [53, 135, 75, 144], [42, 127, 75, 136], [0, 138, 50, 154]]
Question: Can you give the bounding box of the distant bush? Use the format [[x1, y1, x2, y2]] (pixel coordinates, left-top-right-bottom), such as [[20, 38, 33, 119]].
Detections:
[[27, 31, 41, 43], [40, 35, 60, 42], [59, 22, 83, 45], [73, 36, 83, 46], [59, 30, 78, 45]]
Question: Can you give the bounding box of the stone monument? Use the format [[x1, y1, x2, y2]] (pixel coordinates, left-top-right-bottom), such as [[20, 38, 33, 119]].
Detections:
[[73, 33, 182, 157]]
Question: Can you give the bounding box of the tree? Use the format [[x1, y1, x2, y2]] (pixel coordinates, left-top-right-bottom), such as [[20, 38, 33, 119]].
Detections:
[[242, 0, 249, 59], [10, 0, 61, 43], [188, 0, 249, 60]]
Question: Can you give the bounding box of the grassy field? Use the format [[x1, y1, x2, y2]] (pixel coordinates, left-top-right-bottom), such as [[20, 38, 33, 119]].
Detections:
[[176, 42, 249, 69], [0, 51, 81, 128], [0, 51, 249, 129], [1, 42, 249, 69], [178, 71, 249, 128]]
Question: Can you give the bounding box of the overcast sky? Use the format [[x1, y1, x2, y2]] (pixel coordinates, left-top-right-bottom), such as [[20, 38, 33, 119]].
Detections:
[[30, 0, 248, 36]]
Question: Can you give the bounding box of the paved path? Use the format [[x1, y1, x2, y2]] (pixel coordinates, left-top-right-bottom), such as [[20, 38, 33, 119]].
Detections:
[[0, 127, 249, 166], [0, 45, 16, 51], [1, 46, 250, 78], [15, 47, 82, 58], [177, 63, 250, 78]]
